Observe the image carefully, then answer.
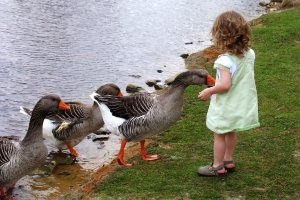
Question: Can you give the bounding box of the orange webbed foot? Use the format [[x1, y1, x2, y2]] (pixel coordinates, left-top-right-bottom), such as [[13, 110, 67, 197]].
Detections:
[[66, 143, 79, 157], [139, 140, 159, 161], [117, 158, 134, 167], [141, 154, 159, 161], [117, 139, 133, 167]]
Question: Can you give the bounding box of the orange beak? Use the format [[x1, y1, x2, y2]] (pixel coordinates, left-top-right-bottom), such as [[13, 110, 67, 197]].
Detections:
[[117, 91, 123, 97], [207, 75, 216, 87], [58, 100, 70, 110]]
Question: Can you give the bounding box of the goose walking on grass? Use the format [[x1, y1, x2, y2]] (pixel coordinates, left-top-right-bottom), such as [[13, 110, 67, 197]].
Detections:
[[0, 94, 69, 199], [90, 69, 215, 166], [19, 84, 123, 157]]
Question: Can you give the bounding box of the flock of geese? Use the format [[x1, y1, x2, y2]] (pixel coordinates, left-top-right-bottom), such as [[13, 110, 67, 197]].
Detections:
[[0, 69, 215, 199]]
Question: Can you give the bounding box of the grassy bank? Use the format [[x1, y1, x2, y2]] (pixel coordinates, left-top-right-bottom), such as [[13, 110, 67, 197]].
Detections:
[[89, 8, 300, 200]]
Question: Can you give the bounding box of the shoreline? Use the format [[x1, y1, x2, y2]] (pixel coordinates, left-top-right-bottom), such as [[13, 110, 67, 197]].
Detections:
[[183, 0, 300, 70], [61, 3, 300, 199]]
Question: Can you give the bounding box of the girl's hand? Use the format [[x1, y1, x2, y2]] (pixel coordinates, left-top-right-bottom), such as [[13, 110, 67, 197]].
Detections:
[[198, 67, 232, 101], [198, 88, 212, 101]]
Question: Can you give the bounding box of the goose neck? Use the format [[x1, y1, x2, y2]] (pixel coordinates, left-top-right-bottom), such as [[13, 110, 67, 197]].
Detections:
[[21, 111, 45, 145], [168, 83, 187, 93]]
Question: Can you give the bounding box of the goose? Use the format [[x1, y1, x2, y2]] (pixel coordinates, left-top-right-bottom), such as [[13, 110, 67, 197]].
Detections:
[[0, 94, 69, 199], [20, 84, 123, 157], [90, 69, 215, 166]]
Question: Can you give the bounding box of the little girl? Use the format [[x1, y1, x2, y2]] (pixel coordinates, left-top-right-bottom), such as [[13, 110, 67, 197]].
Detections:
[[197, 11, 260, 176]]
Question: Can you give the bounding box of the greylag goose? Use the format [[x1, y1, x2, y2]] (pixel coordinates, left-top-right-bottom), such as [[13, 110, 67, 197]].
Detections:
[[19, 83, 123, 157], [90, 69, 215, 166], [0, 94, 69, 199]]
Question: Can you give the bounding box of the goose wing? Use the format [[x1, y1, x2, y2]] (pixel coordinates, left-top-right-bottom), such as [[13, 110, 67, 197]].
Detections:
[[93, 93, 155, 119], [20, 104, 85, 141], [20, 101, 86, 122], [47, 103, 88, 122], [46, 103, 90, 140], [0, 138, 17, 167]]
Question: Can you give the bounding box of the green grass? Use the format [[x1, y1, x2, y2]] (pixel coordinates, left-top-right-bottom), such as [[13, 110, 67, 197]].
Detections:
[[89, 8, 300, 200]]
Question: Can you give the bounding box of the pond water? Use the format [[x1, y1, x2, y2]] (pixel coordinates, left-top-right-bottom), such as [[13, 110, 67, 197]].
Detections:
[[0, 0, 265, 199]]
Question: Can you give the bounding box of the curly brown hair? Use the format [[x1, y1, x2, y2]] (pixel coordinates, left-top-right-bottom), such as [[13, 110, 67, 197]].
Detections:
[[211, 11, 251, 57]]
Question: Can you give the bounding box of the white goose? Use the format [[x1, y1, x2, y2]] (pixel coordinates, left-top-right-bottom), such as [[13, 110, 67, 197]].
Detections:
[[0, 94, 69, 199], [90, 69, 215, 166], [20, 84, 123, 157]]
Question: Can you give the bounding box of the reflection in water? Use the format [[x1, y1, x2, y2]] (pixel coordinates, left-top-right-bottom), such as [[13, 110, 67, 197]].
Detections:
[[13, 135, 122, 200], [0, 0, 264, 199]]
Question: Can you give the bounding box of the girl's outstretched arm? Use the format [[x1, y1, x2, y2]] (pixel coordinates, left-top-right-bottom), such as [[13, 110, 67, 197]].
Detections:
[[198, 68, 231, 100]]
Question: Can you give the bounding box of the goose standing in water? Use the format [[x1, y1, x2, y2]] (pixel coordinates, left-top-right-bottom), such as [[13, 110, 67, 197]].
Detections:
[[90, 69, 215, 166], [0, 94, 69, 199], [19, 84, 123, 157]]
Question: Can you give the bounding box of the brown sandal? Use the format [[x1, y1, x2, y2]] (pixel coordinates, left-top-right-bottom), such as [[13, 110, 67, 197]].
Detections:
[[224, 160, 235, 172], [197, 163, 227, 177]]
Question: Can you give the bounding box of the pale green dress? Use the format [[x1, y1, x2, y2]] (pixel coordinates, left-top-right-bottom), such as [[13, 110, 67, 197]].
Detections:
[[206, 48, 260, 134]]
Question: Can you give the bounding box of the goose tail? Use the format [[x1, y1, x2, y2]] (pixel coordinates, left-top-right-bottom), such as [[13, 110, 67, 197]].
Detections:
[[90, 93, 125, 136], [19, 106, 32, 116]]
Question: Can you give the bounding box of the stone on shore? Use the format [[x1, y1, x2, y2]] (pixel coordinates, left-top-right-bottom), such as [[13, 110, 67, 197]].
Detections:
[[126, 84, 147, 93], [259, 0, 272, 6], [154, 84, 167, 90], [184, 46, 222, 69], [145, 79, 161, 87]]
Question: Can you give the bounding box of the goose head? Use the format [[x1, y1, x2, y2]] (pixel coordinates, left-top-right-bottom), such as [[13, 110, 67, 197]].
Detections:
[[95, 83, 123, 97], [33, 94, 70, 115], [171, 69, 215, 87], [22, 94, 70, 144]]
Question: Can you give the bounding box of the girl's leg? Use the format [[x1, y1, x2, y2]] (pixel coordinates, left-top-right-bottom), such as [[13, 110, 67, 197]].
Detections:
[[197, 133, 227, 176], [213, 133, 226, 168], [224, 132, 237, 161]]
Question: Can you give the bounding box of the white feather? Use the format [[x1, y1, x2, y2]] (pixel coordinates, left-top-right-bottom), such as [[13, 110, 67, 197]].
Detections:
[[42, 119, 65, 149], [90, 93, 125, 136], [19, 106, 67, 149], [19, 106, 30, 116]]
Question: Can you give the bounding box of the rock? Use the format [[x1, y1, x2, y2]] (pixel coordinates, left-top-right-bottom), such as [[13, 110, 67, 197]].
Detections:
[[164, 74, 178, 85], [38, 160, 57, 175], [157, 70, 163, 73], [87, 134, 106, 149], [154, 84, 167, 90], [185, 51, 208, 68], [32, 151, 76, 176], [90, 134, 109, 142], [128, 74, 141, 78], [180, 53, 189, 59], [126, 84, 147, 93], [47, 151, 77, 165], [93, 127, 111, 136], [145, 80, 161, 87], [249, 17, 264, 26], [93, 130, 111, 135], [185, 46, 222, 68], [259, 0, 271, 6], [31, 160, 57, 176]]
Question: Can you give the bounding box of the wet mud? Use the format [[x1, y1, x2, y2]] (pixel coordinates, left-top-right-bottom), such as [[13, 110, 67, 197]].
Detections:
[[10, 134, 140, 200]]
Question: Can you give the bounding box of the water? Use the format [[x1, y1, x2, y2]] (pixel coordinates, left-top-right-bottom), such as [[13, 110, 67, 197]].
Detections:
[[0, 0, 265, 199]]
